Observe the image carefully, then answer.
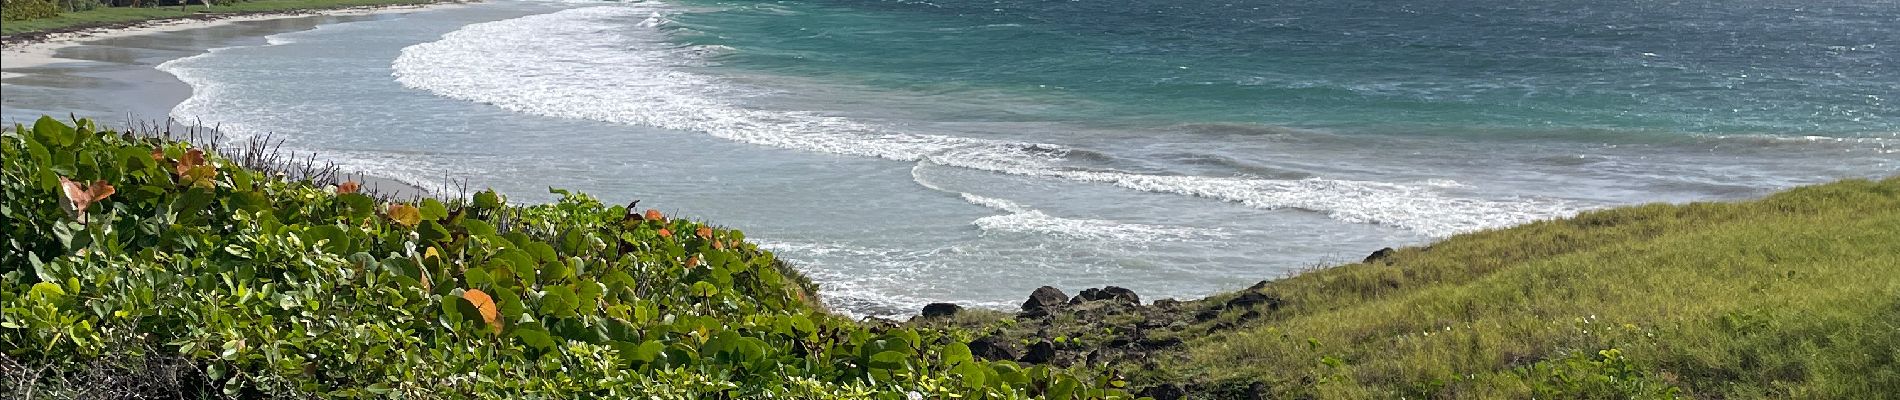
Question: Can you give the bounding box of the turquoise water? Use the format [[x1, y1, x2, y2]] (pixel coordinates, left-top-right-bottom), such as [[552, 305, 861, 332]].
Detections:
[[668, 0, 1896, 135], [145, 0, 1895, 317]]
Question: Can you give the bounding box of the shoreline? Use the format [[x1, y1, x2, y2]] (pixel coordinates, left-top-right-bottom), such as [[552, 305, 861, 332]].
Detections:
[[2, 2, 464, 197], [2, 2, 468, 70], [0, 1, 471, 48]]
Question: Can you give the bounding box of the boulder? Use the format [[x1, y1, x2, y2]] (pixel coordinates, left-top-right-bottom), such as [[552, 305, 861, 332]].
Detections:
[[1363, 247, 1397, 264], [967, 335, 1020, 361], [920, 303, 962, 318], [1071, 286, 1140, 305], [1022, 286, 1070, 311], [1225, 291, 1283, 311], [1019, 340, 1057, 364]]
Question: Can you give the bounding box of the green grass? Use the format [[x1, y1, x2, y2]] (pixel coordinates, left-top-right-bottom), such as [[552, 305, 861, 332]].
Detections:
[[7, 114, 1894, 399], [1174, 176, 1900, 398], [942, 175, 1899, 398], [1, 0, 440, 36]]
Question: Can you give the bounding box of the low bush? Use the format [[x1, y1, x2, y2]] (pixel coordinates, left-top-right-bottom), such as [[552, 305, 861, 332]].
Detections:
[[0, 117, 1135, 399]]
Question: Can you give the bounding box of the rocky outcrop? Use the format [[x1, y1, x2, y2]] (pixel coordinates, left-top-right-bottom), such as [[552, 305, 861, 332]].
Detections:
[[1071, 286, 1140, 305], [1225, 291, 1282, 311], [920, 302, 962, 318], [1364, 247, 1396, 264], [1022, 286, 1070, 311], [968, 335, 1019, 361], [1019, 340, 1057, 364]]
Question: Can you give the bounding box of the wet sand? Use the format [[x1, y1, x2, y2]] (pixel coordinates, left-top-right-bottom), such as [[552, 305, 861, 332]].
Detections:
[[2, 7, 454, 196]]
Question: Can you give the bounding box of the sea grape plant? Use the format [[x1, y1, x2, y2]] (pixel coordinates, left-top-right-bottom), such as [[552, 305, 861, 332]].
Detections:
[[0, 117, 1142, 399]]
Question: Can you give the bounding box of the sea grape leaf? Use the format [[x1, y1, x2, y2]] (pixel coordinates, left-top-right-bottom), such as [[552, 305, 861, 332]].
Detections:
[[473, 190, 502, 209], [942, 342, 973, 367], [419, 198, 448, 221]]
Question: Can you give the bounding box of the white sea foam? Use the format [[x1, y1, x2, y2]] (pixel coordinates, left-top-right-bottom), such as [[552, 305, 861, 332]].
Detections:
[[392, 5, 1580, 237], [911, 164, 1223, 242], [754, 238, 1015, 318]]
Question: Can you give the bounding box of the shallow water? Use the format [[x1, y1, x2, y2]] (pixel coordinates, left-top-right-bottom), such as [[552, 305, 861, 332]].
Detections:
[[151, 0, 1894, 317]]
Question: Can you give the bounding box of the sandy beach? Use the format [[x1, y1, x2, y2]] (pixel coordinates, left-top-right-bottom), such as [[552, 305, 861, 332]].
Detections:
[[1, 3, 459, 196]]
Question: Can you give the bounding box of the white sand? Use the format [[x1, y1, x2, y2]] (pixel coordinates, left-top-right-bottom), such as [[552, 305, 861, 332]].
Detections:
[[2, 2, 467, 70]]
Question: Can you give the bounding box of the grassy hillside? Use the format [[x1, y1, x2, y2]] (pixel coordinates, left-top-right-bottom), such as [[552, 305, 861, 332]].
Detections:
[[0, 117, 1130, 399], [1, 0, 439, 37], [4, 116, 1895, 399], [918, 175, 1900, 398]]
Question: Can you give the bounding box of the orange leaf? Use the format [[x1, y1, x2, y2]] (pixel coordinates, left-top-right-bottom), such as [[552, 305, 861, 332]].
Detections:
[[644, 209, 665, 222], [695, 226, 713, 239], [685, 255, 699, 268], [462, 289, 502, 334], [387, 204, 422, 227], [657, 228, 672, 239], [150, 147, 165, 161], [337, 181, 360, 194], [712, 240, 725, 250], [175, 148, 206, 176], [59, 176, 115, 224]]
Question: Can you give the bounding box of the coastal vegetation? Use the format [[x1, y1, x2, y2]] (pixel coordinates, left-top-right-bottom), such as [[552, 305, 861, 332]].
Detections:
[[916, 175, 1900, 398], [0, 117, 1134, 398], [1, 0, 440, 37], [2, 116, 1895, 399]]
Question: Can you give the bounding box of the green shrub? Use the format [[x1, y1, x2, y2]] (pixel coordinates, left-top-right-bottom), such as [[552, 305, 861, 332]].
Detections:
[[0, 117, 1131, 399], [2, 0, 61, 20]]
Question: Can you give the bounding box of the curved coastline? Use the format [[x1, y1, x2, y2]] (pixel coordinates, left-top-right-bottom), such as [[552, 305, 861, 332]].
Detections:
[[2, 3, 467, 196]]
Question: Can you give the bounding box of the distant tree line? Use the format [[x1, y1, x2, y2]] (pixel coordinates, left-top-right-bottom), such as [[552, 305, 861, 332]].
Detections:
[[4, 0, 221, 21]]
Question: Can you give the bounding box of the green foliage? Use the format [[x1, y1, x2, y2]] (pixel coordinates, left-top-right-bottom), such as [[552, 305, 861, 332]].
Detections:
[[0, 117, 1133, 399], [3, 0, 62, 21], [927, 174, 1899, 398]]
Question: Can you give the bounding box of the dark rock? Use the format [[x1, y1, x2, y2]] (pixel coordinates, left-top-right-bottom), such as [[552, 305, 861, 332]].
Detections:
[[1248, 280, 1273, 291], [1363, 247, 1396, 263], [1102, 286, 1140, 304], [1022, 286, 1070, 311], [1225, 291, 1283, 311], [1072, 286, 1141, 305], [1016, 307, 1050, 320], [1247, 382, 1271, 400], [920, 303, 962, 318], [967, 336, 1019, 361], [1194, 309, 1221, 322], [1138, 383, 1187, 400], [1152, 298, 1180, 308], [1020, 340, 1057, 364]]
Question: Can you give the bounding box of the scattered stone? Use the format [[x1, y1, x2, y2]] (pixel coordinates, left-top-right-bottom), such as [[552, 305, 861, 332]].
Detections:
[[1102, 286, 1140, 305], [1138, 383, 1187, 400], [1071, 286, 1142, 305], [1364, 247, 1396, 264], [1225, 291, 1283, 311], [1194, 309, 1221, 322], [1022, 286, 1070, 311], [920, 303, 962, 318], [967, 335, 1019, 361], [1246, 382, 1271, 400], [1020, 340, 1057, 364], [1017, 307, 1050, 320], [1152, 298, 1180, 308]]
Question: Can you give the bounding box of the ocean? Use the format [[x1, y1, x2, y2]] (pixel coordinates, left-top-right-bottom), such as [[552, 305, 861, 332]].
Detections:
[[156, 0, 1895, 317]]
